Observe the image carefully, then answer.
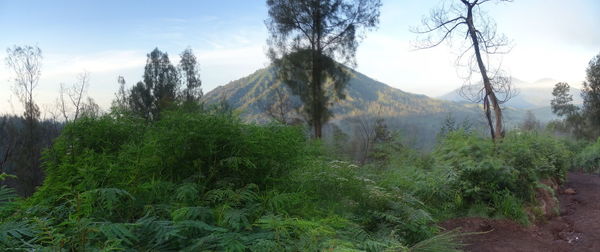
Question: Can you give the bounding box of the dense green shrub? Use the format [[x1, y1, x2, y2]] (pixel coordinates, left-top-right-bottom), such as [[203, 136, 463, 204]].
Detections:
[[430, 131, 571, 221], [574, 138, 600, 173]]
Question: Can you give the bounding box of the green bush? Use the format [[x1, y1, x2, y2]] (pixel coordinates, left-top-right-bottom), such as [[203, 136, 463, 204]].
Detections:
[[574, 138, 600, 173], [431, 131, 571, 221]]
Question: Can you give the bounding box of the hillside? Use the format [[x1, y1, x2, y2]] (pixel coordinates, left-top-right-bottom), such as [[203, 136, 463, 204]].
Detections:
[[203, 65, 535, 149]]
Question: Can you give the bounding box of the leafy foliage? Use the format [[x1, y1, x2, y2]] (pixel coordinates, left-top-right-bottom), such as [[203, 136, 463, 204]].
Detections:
[[430, 131, 571, 221], [574, 138, 600, 173]]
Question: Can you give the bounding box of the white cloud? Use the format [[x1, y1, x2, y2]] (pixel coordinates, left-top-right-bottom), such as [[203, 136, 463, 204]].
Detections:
[[43, 50, 146, 77]]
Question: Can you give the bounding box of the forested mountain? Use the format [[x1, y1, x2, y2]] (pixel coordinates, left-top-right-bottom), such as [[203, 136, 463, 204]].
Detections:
[[204, 65, 534, 149]]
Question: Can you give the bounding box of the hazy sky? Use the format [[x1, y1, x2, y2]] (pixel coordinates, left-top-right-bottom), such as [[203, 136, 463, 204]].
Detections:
[[1, 0, 599, 114]]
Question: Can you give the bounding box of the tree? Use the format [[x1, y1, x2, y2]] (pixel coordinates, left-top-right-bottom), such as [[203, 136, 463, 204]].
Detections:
[[414, 0, 514, 141], [178, 48, 203, 104], [520, 110, 540, 131], [353, 114, 377, 164], [58, 71, 95, 122], [550, 82, 587, 139], [5, 45, 42, 128], [4, 45, 43, 196], [129, 48, 179, 120], [260, 86, 302, 124], [582, 53, 600, 138], [111, 76, 130, 113], [266, 0, 381, 138], [551, 82, 578, 117]]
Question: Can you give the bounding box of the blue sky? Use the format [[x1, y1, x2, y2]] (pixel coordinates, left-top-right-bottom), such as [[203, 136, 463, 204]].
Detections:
[[1, 0, 599, 114]]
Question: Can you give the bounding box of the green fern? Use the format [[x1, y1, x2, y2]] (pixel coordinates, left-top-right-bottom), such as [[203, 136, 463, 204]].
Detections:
[[0, 185, 17, 206], [98, 222, 137, 246], [81, 188, 134, 214], [0, 221, 37, 248], [171, 206, 212, 222]]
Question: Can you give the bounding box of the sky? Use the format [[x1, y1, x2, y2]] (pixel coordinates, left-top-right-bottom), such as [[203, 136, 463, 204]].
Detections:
[[0, 0, 599, 115]]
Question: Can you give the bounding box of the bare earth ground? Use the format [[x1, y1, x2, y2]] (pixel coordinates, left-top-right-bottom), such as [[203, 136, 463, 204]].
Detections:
[[441, 172, 600, 252]]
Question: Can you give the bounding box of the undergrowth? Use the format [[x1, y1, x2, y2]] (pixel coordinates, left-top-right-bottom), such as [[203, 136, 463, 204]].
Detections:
[[0, 109, 577, 250], [0, 110, 463, 251]]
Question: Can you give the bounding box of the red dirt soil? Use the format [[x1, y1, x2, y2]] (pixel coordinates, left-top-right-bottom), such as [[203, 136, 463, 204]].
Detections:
[[441, 172, 600, 252]]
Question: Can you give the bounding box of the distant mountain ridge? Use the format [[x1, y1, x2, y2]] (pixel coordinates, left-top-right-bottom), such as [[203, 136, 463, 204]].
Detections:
[[438, 78, 583, 110]]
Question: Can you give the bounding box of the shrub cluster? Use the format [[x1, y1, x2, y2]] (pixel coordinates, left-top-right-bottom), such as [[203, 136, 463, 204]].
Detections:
[[431, 131, 571, 222], [574, 138, 600, 173]]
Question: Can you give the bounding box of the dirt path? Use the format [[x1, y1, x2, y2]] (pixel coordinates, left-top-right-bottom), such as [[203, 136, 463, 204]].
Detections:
[[441, 172, 600, 252]]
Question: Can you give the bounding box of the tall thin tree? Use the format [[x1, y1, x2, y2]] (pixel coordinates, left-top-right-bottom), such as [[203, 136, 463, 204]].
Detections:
[[178, 48, 203, 104], [5, 45, 43, 196], [413, 0, 514, 141], [266, 0, 381, 138]]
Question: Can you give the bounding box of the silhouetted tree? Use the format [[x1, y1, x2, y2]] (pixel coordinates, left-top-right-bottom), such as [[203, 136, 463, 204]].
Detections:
[[129, 48, 179, 120], [414, 0, 515, 141], [582, 53, 600, 138], [266, 0, 381, 138]]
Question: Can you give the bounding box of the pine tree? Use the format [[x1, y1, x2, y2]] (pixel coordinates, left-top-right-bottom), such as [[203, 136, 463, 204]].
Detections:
[[266, 0, 381, 138]]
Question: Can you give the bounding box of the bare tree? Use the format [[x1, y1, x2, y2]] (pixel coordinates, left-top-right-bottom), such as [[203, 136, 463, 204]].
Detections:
[[57, 71, 91, 122], [353, 114, 377, 165], [351, 104, 386, 164], [260, 86, 300, 124], [413, 0, 515, 141], [5, 45, 42, 124], [5, 45, 43, 196]]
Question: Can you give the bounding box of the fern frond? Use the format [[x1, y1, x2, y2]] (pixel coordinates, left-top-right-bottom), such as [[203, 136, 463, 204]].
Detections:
[[171, 206, 212, 222], [82, 187, 134, 212], [175, 183, 200, 203], [0, 221, 37, 248], [0, 185, 17, 206], [98, 222, 137, 246]]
